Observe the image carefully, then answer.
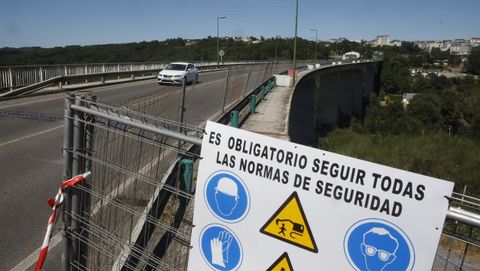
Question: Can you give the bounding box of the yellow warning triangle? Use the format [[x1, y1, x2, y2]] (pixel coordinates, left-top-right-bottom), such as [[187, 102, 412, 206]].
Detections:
[[260, 191, 318, 253], [266, 252, 294, 271]]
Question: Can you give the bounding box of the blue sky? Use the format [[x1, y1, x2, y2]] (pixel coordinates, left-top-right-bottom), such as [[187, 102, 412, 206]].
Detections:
[[1, 0, 479, 48]]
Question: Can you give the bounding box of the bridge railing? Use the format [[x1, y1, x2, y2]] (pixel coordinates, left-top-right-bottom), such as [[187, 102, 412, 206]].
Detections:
[[0, 61, 266, 92], [0, 61, 276, 98]]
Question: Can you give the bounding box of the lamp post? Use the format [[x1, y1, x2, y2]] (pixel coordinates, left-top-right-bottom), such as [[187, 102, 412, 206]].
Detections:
[[292, 0, 299, 86], [274, 35, 281, 65], [217, 16, 226, 66], [310, 28, 318, 64]]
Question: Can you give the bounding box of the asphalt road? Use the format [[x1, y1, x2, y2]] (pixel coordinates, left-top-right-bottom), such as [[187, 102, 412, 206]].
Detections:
[[0, 69, 252, 270]]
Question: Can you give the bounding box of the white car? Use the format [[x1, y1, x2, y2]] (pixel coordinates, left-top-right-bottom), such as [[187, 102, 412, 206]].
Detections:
[[157, 62, 199, 85]]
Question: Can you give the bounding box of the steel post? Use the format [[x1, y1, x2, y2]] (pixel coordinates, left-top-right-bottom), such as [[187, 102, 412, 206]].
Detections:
[[70, 104, 203, 146], [292, 0, 299, 86], [231, 111, 239, 128], [61, 93, 75, 271], [71, 94, 86, 267], [179, 78, 187, 132], [79, 93, 96, 270], [178, 78, 187, 150], [221, 69, 230, 114], [253, 65, 262, 88], [241, 67, 252, 98], [250, 95, 256, 114], [181, 159, 194, 193], [8, 68, 13, 90], [260, 85, 265, 100]]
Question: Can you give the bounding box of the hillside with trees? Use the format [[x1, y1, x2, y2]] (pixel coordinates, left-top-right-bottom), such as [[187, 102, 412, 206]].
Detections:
[[0, 37, 330, 66], [319, 47, 480, 196]]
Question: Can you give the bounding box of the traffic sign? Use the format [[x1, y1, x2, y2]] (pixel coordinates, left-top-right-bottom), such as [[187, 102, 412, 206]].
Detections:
[[219, 49, 225, 57], [187, 121, 454, 270]]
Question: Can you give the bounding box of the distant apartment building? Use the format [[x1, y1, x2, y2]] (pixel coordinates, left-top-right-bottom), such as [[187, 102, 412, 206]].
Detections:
[[390, 40, 402, 47], [471, 37, 480, 47], [414, 38, 476, 55], [374, 35, 391, 46], [450, 42, 472, 55], [417, 41, 442, 52]]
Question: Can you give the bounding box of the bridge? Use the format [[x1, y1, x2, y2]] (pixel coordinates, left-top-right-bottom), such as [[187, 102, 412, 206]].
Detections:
[[0, 60, 478, 270]]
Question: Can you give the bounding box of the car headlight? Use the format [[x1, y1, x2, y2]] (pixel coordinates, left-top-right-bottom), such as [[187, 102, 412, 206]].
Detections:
[[174, 75, 182, 78]]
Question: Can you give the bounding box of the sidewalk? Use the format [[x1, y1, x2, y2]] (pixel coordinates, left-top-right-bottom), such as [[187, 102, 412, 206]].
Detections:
[[241, 71, 310, 141], [241, 80, 292, 141]]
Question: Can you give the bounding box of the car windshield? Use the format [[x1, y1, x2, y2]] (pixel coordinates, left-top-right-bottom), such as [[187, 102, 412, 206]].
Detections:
[[165, 64, 186, 71]]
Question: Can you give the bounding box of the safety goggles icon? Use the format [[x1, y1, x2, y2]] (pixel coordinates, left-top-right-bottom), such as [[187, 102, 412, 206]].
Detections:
[[363, 243, 395, 262]]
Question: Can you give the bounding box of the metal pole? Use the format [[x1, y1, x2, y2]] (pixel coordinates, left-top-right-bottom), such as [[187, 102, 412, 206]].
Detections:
[[216, 16, 226, 66], [179, 78, 187, 137], [70, 104, 203, 146], [221, 69, 230, 114], [71, 94, 86, 266], [274, 36, 279, 70], [8, 68, 13, 90], [253, 65, 262, 88], [310, 28, 318, 64], [231, 111, 239, 128], [181, 159, 194, 193], [241, 67, 253, 98], [80, 93, 95, 270], [292, 0, 299, 86], [61, 93, 75, 271], [250, 95, 256, 114]]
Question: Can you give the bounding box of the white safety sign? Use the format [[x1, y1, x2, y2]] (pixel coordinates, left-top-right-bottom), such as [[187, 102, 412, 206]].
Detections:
[[187, 121, 454, 270]]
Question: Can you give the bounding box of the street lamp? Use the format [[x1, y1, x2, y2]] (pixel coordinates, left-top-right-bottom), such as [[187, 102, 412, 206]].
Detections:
[[217, 16, 226, 66], [310, 28, 318, 64], [292, 0, 299, 86], [274, 35, 281, 65]]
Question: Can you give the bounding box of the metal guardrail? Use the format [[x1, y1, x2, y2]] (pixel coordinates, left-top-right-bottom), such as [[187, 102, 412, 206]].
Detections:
[[0, 61, 267, 91], [0, 61, 273, 98]]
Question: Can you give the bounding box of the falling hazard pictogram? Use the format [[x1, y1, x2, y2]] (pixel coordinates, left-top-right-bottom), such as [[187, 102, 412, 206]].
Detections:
[[260, 191, 318, 253], [266, 252, 294, 271]]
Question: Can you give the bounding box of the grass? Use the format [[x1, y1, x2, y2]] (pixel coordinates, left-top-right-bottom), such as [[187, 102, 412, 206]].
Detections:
[[318, 129, 480, 195]]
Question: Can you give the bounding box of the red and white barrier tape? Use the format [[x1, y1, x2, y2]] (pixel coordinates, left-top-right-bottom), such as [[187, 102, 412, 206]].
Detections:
[[35, 172, 90, 271]]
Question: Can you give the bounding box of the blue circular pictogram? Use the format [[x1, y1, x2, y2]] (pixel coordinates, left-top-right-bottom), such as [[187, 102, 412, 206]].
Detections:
[[344, 218, 415, 271], [204, 171, 250, 223], [199, 224, 243, 271]]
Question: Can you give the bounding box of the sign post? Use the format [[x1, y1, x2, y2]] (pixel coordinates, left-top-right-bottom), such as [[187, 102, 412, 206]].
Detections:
[[188, 121, 454, 270]]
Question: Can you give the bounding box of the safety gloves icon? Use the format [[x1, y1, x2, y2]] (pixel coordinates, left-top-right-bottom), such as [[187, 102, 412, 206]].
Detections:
[[210, 231, 233, 268]]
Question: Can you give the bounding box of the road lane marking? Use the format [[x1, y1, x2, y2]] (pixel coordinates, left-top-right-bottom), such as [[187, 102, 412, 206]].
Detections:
[[0, 124, 63, 149], [0, 69, 234, 110], [0, 80, 155, 109], [10, 232, 62, 271]]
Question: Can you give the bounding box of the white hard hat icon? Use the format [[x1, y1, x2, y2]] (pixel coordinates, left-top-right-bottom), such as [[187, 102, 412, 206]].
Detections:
[[215, 177, 238, 197]]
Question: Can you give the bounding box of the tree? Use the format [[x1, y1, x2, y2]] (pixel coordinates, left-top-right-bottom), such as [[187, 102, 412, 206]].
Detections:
[[380, 53, 412, 94], [407, 93, 442, 128], [466, 47, 480, 75]]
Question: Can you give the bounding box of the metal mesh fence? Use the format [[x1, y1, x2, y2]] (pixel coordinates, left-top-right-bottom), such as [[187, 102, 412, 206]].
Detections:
[[61, 63, 280, 270], [64, 96, 201, 270], [433, 190, 480, 271]]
